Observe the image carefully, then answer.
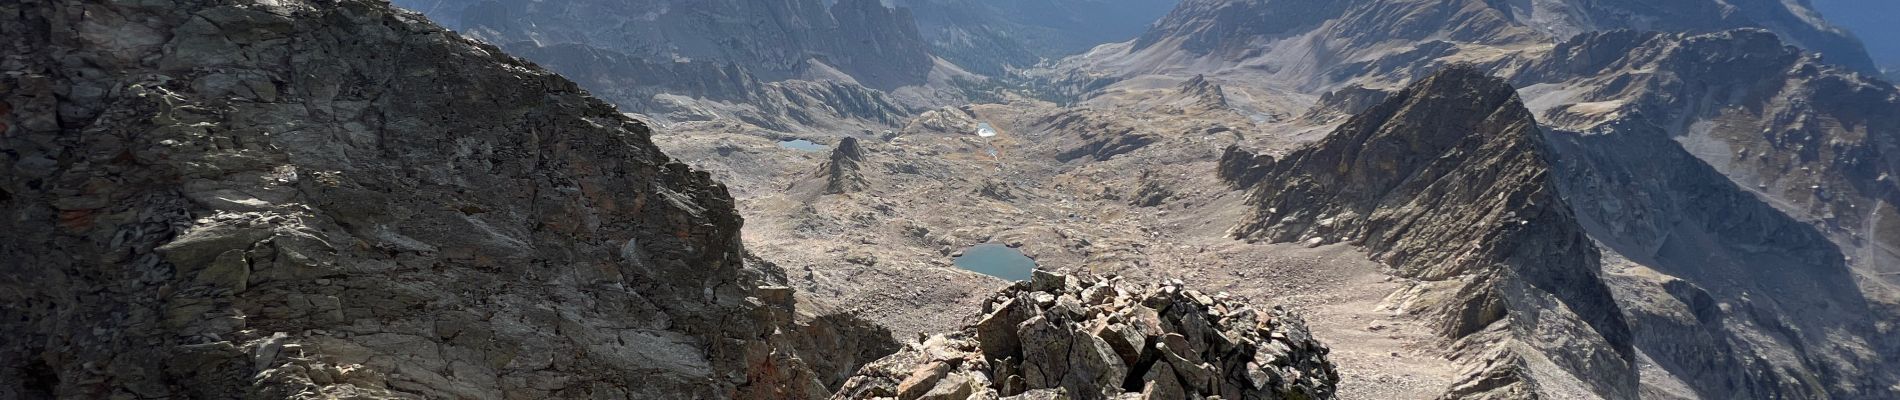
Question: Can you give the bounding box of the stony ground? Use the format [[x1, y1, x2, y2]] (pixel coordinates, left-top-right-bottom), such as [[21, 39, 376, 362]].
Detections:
[[650, 87, 1461, 398]]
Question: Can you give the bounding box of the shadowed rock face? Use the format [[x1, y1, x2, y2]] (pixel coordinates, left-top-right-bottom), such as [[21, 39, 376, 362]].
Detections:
[[1221, 67, 1634, 399], [833, 271, 1338, 400], [0, 0, 890, 398], [1510, 29, 1900, 399], [1518, 29, 1900, 267]]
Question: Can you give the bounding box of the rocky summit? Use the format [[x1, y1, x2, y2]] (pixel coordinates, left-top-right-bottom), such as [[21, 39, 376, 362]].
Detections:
[[833, 271, 1338, 400]]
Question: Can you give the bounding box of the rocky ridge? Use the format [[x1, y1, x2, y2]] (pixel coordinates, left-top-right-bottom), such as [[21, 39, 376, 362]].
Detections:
[[1515, 29, 1900, 271], [1221, 67, 1634, 399], [1505, 30, 1900, 397], [817, 137, 869, 195], [834, 271, 1338, 400]]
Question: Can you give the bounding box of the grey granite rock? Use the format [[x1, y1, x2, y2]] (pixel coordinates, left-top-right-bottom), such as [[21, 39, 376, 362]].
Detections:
[[834, 273, 1338, 400]]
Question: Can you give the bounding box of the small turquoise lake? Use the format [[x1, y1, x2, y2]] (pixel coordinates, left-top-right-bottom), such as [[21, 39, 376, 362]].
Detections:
[[778, 139, 828, 152], [954, 244, 1036, 281]]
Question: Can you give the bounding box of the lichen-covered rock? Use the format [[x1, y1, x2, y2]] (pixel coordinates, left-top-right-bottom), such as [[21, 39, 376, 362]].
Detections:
[[834, 271, 1338, 400]]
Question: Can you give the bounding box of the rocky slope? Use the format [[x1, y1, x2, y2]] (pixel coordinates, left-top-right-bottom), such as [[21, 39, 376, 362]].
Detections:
[[1509, 29, 1900, 398], [1515, 29, 1900, 274], [0, 0, 896, 398], [1221, 67, 1633, 399], [804, 137, 869, 196], [833, 271, 1338, 400]]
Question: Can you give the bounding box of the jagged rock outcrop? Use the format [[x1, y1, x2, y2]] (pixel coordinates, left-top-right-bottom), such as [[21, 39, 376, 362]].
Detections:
[[833, 271, 1338, 400], [1540, 116, 1896, 399], [820, 138, 869, 195], [1221, 67, 1634, 399], [1516, 29, 1900, 270], [0, 0, 889, 398], [1505, 29, 1900, 398], [1177, 74, 1230, 109]]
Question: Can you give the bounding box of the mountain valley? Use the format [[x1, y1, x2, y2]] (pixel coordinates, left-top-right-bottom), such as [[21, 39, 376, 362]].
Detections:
[[4, 0, 1897, 399]]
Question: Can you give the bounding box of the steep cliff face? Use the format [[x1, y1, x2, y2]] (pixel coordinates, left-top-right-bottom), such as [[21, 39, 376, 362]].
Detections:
[[0, 0, 888, 398], [789, 137, 869, 197], [1541, 120, 1898, 399], [1517, 29, 1900, 272], [1221, 67, 1634, 399], [1213, 32, 1900, 397], [1512, 29, 1900, 398]]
